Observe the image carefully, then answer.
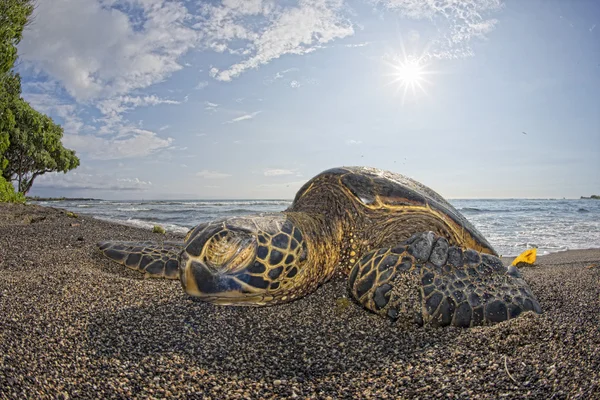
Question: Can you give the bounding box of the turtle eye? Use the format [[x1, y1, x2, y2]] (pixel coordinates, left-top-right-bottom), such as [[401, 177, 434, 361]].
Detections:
[[203, 230, 256, 272]]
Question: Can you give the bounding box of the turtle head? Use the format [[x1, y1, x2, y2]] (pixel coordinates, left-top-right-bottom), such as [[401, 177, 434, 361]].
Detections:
[[179, 214, 309, 305]]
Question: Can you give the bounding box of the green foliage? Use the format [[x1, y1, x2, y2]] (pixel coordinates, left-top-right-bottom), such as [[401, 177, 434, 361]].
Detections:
[[0, 175, 25, 203], [1, 0, 32, 174], [153, 225, 166, 234], [0, 0, 80, 196], [2, 98, 80, 194], [0, 0, 34, 75], [66, 211, 78, 218], [0, 72, 22, 169]]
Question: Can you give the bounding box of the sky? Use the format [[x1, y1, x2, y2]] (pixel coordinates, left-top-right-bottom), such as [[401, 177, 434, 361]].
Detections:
[[15, 0, 600, 200]]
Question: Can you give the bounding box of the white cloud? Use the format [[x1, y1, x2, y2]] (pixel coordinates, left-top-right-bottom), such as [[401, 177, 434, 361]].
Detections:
[[264, 67, 300, 84], [196, 170, 232, 179], [290, 80, 301, 89], [204, 101, 219, 112], [35, 172, 152, 191], [198, 0, 354, 81], [223, 111, 262, 124], [376, 0, 503, 59], [19, 0, 198, 101], [264, 168, 296, 176], [97, 95, 180, 119], [346, 139, 362, 145], [343, 41, 371, 47], [17, 1, 196, 163], [196, 81, 209, 90], [257, 180, 306, 189], [63, 128, 173, 160], [23, 93, 86, 135], [158, 125, 170, 131]]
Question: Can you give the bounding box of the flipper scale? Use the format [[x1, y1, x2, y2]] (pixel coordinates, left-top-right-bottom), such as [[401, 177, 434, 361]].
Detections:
[[97, 241, 182, 279], [348, 232, 542, 327]]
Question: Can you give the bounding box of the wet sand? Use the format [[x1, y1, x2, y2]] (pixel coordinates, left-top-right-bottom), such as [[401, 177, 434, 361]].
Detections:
[[0, 203, 599, 399]]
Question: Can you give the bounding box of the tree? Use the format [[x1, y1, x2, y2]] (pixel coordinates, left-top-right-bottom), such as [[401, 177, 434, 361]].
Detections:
[[0, 0, 34, 75], [2, 99, 80, 194], [1, 0, 33, 179], [1, 0, 79, 199]]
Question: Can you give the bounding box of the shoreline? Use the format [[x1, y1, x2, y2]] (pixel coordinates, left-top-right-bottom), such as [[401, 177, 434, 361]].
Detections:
[[26, 203, 600, 258], [1, 203, 599, 399]]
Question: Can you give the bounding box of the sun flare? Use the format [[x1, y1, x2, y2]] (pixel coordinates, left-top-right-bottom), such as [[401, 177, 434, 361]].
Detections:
[[385, 54, 435, 104], [393, 59, 425, 86]]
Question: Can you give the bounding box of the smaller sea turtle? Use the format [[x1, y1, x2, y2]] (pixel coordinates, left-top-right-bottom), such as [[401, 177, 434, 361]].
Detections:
[[99, 167, 541, 327]]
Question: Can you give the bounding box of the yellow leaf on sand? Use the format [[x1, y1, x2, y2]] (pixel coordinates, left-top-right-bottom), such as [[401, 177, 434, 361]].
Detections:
[[511, 248, 537, 266]]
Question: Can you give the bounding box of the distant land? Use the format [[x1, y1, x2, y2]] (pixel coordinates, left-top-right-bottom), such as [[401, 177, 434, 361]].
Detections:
[[26, 196, 101, 202], [580, 195, 600, 200]]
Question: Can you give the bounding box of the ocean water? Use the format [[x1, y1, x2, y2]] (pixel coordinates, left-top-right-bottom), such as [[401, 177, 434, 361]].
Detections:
[[32, 198, 600, 257]]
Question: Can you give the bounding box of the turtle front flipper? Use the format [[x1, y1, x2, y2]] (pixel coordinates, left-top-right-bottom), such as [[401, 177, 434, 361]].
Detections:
[[348, 232, 542, 327], [97, 241, 182, 279]]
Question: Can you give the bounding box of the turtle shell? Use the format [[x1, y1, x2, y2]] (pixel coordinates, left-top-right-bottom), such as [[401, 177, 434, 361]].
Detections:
[[291, 166, 495, 254]]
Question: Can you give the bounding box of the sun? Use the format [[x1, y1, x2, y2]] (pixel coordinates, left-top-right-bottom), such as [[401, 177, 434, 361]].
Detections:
[[393, 58, 425, 87], [385, 54, 435, 104]]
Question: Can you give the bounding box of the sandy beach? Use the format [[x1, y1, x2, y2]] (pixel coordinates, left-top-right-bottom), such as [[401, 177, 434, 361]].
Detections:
[[0, 203, 598, 399]]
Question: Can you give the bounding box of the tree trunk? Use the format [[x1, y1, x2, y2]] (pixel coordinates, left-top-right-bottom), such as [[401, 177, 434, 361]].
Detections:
[[22, 170, 48, 195]]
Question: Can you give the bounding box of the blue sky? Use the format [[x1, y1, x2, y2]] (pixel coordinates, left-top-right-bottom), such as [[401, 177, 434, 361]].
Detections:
[[16, 0, 599, 200]]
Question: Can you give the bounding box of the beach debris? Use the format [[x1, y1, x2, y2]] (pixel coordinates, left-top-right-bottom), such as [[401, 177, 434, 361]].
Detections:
[[335, 297, 351, 312], [152, 225, 166, 234], [70, 223, 80, 227], [512, 248, 537, 267], [22, 215, 46, 224], [586, 263, 599, 269], [504, 355, 519, 385], [66, 211, 78, 218]]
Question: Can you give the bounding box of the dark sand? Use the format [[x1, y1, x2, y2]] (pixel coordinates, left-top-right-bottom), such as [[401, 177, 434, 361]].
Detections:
[[0, 203, 599, 399]]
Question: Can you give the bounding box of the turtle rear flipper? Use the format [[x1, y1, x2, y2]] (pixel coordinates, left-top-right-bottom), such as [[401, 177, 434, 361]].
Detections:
[[348, 232, 542, 327], [98, 241, 182, 279]]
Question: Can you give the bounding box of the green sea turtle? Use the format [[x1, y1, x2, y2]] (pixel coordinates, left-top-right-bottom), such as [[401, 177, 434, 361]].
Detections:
[[98, 167, 542, 327]]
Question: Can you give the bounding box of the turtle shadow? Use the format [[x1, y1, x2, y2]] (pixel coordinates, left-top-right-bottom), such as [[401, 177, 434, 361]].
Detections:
[[85, 280, 462, 381]]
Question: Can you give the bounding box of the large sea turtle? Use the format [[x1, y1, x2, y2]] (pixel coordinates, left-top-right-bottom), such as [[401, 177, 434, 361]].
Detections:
[[98, 167, 542, 327]]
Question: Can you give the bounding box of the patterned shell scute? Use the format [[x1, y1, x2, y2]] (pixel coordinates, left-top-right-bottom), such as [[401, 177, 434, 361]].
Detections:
[[342, 167, 480, 229], [296, 166, 489, 250], [342, 167, 445, 207]]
